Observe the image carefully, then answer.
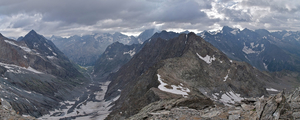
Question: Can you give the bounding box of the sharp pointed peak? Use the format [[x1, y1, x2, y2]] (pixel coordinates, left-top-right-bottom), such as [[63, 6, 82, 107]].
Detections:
[[222, 26, 234, 31], [29, 29, 37, 34], [25, 30, 40, 37]]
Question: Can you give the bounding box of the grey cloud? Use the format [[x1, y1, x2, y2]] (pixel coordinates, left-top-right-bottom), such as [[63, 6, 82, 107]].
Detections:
[[241, 0, 300, 13], [1, 0, 300, 38]]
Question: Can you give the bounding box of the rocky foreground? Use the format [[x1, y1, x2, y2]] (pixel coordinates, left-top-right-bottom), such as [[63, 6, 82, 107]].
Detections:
[[2, 88, 300, 120], [128, 88, 300, 120], [0, 98, 36, 120]]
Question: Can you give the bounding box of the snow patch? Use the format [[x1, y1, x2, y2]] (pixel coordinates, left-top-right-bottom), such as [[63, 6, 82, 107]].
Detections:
[[0, 62, 43, 74], [263, 36, 267, 39], [27, 67, 43, 74], [266, 88, 279, 92], [223, 74, 229, 82], [220, 91, 243, 104], [4, 40, 32, 52], [47, 56, 55, 59], [48, 47, 52, 51], [263, 62, 268, 70], [196, 53, 216, 64], [157, 74, 190, 97], [24, 55, 27, 59], [242, 43, 265, 54], [123, 48, 136, 57], [230, 29, 239, 35]]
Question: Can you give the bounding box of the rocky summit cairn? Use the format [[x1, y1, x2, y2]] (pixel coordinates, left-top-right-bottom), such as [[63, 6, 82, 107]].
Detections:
[[0, 98, 36, 120]]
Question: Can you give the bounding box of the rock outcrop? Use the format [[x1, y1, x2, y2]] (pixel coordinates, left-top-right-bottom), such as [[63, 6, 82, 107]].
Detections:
[[129, 88, 300, 120], [0, 98, 36, 120]]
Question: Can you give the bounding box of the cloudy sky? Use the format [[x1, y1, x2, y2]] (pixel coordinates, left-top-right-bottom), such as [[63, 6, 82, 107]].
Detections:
[[0, 0, 300, 38]]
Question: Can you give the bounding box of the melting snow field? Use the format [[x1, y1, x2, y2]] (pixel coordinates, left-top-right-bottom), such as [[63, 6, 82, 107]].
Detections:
[[157, 74, 190, 97], [4, 40, 32, 53], [242, 42, 265, 54], [39, 81, 115, 120], [220, 91, 243, 105], [0, 62, 43, 74], [123, 48, 136, 57], [196, 53, 216, 64]]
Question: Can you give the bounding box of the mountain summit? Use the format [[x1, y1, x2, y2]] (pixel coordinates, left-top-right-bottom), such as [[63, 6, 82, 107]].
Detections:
[[104, 32, 278, 119]]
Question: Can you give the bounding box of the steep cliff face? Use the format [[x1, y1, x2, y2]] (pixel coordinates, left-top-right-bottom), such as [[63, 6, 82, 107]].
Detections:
[[0, 31, 88, 117], [104, 33, 276, 119]]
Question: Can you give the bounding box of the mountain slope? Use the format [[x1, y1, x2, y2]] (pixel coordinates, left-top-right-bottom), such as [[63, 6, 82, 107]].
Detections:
[[137, 28, 160, 44], [93, 30, 179, 82], [0, 31, 88, 117], [104, 32, 276, 119], [93, 42, 142, 81]]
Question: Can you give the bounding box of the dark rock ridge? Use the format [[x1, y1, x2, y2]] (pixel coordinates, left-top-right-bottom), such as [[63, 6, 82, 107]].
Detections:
[[200, 26, 300, 72], [0, 30, 88, 117], [104, 32, 278, 119]]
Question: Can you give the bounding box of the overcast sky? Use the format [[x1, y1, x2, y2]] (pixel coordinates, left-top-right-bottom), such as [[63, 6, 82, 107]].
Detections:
[[0, 0, 300, 38]]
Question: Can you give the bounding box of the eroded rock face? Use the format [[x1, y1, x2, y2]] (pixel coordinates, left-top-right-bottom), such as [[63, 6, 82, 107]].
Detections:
[[0, 98, 36, 120]]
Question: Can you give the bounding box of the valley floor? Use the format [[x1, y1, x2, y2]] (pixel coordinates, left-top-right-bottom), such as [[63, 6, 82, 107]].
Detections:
[[39, 81, 116, 120]]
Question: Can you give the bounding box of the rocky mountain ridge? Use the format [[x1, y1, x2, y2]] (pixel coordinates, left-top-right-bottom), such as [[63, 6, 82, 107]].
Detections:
[[104, 32, 285, 119]]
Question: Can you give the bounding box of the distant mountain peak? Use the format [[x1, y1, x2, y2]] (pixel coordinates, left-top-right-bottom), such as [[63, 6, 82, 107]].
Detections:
[[222, 26, 235, 32], [28, 30, 37, 35], [113, 32, 123, 36]]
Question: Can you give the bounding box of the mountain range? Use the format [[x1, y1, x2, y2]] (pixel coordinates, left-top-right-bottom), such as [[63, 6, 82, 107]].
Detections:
[[2, 26, 300, 119], [50, 29, 159, 66], [200, 26, 300, 72]]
